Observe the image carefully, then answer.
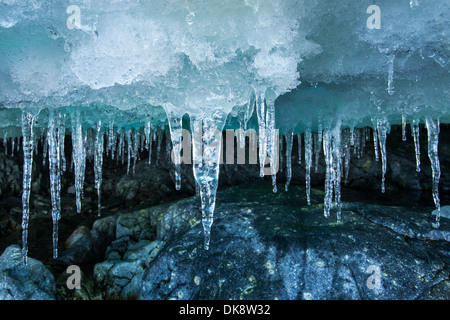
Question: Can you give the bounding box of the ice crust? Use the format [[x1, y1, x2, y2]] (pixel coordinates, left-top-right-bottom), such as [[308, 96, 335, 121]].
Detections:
[[0, 0, 446, 131]]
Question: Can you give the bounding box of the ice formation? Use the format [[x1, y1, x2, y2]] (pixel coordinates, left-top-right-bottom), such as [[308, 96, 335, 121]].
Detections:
[[0, 0, 449, 262]]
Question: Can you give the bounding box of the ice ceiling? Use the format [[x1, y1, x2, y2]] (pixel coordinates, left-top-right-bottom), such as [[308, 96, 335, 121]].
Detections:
[[0, 0, 449, 261]]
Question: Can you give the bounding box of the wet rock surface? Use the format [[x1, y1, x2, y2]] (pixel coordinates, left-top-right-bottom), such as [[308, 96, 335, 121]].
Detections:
[[0, 181, 449, 300], [138, 182, 449, 300], [0, 245, 56, 300]]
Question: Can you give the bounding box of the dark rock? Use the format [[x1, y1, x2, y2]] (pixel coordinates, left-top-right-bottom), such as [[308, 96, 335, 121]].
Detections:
[[55, 215, 118, 266], [0, 245, 56, 300], [94, 240, 163, 299], [138, 182, 449, 300]]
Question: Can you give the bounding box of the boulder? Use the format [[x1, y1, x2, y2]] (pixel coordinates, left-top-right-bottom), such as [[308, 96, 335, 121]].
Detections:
[[0, 245, 56, 300], [138, 182, 449, 300]]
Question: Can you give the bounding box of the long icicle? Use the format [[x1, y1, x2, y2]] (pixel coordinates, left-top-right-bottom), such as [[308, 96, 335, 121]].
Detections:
[[47, 111, 61, 259], [72, 112, 86, 214], [21, 111, 35, 265], [402, 114, 407, 141], [265, 97, 278, 193], [144, 119, 152, 164], [285, 130, 293, 192], [412, 119, 421, 172], [372, 124, 379, 162], [167, 114, 183, 190], [425, 118, 441, 228], [94, 120, 104, 217], [323, 129, 333, 218], [59, 113, 66, 173], [192, 112, 226, 250], [304, 128, 312, 205], [377, 119, 388, 193], [332, 125, 342, 222], [341, 128, 351, 185], [254, 88, 267, 177]]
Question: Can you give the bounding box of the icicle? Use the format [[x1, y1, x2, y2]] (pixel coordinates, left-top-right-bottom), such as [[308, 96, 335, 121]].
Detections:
[[265, 95, 278, 193], [47, 111, 61, 259], [350, 126, 355, 146], [285, 130, 293, 192], [412, 119, 421, 172], [94, 120, 104, 217], [372, 124, 379, 162], [297, 133, 302, 165], [11, 137, 15, 156], [167, 114, 183, 190], [126, 128, 132, 175], [148, 124, 153, 164], [402, 115, 407, 141], [318, 120, 323, 145], [21, 111, 35, 265], [244, 92, 255, 130], [191, 112, 226, 250], [304, 128, 312, 205], [323, 124, 342, 221], [315, 120, 323, 172], [59, 113, 66, 172], [107, 120, 116, 160], [144, 120, 151, 151], [425, 118, 441, 228], [377, 119, 388, 193], [333, 126, 342, 222], [72, 113, 86, 214], [255, 88, 267, 177], [133, 129, 139, 174], [323, 130, 333, 218], [387, 53, 395, 95]]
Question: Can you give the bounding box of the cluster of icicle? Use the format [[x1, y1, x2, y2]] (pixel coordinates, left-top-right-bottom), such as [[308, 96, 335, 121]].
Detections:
[[11, 105, 442, 264]]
